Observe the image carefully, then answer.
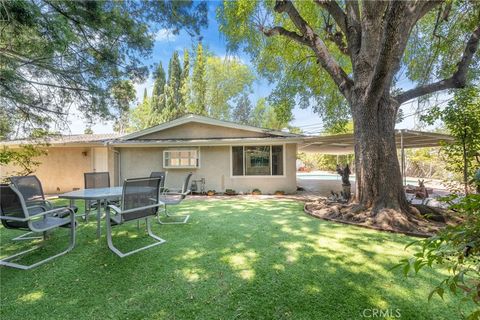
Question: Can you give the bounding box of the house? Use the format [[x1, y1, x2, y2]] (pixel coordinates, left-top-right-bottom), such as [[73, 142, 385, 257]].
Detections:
[[0, 114, 454, 195], [0, 115, 304, 194]]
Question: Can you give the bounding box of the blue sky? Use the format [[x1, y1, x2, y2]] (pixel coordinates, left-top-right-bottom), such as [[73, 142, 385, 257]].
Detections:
[[68, 2, 442, 135]]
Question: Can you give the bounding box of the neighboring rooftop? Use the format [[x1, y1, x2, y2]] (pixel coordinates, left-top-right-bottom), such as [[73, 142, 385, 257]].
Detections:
[[0, 133, 124, 147]]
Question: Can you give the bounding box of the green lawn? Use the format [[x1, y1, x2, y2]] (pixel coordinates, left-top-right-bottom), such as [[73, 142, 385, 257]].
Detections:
[[0, 199, 469, 319]]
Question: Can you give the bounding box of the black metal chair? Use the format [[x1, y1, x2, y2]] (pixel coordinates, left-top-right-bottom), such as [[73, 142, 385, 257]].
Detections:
[[0, 184, 76, 270], [157, 172, 192, 224], [84, 172, 118, 220], [9, 175, 78, 235], [105, 177, 166, 257], [150, 171, 167, 192]]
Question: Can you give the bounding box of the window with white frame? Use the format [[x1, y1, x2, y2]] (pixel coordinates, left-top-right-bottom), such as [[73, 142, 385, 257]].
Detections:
[[164, 149, 199, 168], [232, 145, 284, 176]]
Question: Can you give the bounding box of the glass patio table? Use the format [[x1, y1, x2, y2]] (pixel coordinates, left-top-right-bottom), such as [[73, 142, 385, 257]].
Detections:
[[59, 187, 123, 238]]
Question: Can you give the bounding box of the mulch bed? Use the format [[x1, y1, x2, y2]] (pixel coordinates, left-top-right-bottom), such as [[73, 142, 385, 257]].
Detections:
[[303, 198, 459, 238]]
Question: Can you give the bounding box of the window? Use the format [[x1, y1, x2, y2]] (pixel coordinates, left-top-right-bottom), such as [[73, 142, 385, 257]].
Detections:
[[164, 149, 199, 168], [232, 145, 284, 176]]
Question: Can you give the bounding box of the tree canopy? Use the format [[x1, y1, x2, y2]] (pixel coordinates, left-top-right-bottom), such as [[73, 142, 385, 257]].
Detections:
[[0, 0, 207, 138], [218, 1, 480, 130]]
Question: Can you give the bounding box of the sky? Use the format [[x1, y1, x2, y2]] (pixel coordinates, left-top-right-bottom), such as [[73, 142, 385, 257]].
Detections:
[[67, 2, 447, 136]]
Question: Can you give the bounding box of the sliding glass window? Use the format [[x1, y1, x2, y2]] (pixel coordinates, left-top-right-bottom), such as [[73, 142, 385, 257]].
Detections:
[[232, 145, 284, 176]]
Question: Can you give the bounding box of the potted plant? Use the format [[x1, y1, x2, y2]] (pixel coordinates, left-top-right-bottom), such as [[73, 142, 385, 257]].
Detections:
[[207, 190, 216, 196], [252, 188, 262, 195]]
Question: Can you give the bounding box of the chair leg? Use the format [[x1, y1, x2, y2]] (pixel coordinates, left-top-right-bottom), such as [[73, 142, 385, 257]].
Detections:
[[0, 214, 76, 270], [157, 205, 190, 225], [12, 231, 43, 241], [106, 211, 166, 258]]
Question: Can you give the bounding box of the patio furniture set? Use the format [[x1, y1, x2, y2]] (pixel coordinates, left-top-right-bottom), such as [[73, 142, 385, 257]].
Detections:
[[0, 172, 192, 270]]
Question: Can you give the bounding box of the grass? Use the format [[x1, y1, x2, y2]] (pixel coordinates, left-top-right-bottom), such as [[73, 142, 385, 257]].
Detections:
[[0, 198, 471, 319]]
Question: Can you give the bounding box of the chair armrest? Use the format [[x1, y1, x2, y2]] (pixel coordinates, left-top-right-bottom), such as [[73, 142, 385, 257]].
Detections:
[[107, 204, 122, 213], [0, 207, 74, 222], [108, 202, 165, 215], [164, 190, 191, 196], [26, 199, 54, 209], [29, 207, 75, 221]]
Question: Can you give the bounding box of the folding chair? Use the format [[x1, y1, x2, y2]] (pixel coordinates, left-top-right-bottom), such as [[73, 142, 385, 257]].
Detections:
[[105, 177, 166, 258], [157, 172, 192, 225], [0, 184, 76, 270]]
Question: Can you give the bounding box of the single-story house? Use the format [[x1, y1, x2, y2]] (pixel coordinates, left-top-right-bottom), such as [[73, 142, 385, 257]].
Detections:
[[0, 115, 303, 194], [0, 114, 454, 195]]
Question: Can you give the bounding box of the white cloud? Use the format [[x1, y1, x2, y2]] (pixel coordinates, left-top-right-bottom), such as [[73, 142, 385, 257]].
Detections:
[[154, 28, 177, 42]]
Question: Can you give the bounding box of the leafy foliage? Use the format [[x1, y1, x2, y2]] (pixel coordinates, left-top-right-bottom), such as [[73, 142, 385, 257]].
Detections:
[[111, 80, 136, 133], [422, 87, 480, 193], [0, 144, 47, 181], [231, 93, 253, 125], [205, 55, 255, 120], [399, 194, 480, 319], [191, 43, 208, 115], [0, 0, 207, 137]]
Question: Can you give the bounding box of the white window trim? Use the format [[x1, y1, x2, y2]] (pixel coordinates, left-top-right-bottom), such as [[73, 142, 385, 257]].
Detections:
[[229, 144, 286, 178], [163, 148, 200, 169]]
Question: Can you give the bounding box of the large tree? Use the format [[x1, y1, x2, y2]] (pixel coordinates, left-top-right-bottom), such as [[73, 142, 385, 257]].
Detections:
[[220, 1, 480, 222], [1, 0, 207, 137]]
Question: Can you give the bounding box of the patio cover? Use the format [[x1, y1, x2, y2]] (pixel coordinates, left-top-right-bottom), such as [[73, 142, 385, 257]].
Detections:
[[299, 129, 454, 155]]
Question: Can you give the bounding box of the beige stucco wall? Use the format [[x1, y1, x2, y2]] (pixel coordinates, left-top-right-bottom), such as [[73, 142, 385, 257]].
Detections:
[[1, 147, 92, 194], [139, 122, 272, 140], [118, 143, 297, 194], [0, 146, 114, 194]]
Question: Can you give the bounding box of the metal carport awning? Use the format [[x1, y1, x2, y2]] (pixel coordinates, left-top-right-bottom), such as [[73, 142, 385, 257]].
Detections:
[[298, 129, 454, 186], [299, 129, 454, 154]]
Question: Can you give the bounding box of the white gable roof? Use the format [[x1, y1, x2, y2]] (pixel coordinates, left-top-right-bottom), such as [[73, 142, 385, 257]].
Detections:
[[120, 114, 302, 140]]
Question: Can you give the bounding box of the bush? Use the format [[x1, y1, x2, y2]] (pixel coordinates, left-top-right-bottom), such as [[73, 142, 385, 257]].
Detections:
[[398, 194, 480, 319]]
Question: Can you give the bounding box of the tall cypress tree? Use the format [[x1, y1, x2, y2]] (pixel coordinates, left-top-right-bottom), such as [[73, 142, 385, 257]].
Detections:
[[151, 63, 166, 115], [162, 51, 184, 121], [181, 49, 191, 111], [191, 43, 207, 115]]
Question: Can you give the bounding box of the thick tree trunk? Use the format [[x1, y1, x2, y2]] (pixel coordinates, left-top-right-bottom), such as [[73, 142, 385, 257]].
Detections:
[[352, 95, 411, 215]]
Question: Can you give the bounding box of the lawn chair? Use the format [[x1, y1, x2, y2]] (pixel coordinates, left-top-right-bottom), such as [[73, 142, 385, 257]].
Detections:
[[150, 171, 167, 192], [105, 177, 166, 258], [157, 172, 192, 225], [9, 175, 78, 236], [0, 184, 76, 270], [84, 172, 119, 220]]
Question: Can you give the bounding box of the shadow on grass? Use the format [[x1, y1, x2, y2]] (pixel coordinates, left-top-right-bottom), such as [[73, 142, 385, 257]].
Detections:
[[0, 199, 469, 319]]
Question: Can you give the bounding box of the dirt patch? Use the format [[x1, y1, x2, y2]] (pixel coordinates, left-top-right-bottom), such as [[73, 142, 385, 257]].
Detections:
[[304, 198, 458, 237]]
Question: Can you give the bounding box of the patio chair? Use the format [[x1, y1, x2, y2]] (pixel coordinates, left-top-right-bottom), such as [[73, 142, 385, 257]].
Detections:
[[84, 172, 119, 220], [156, 172, 192, 225], [105, 177, 166, 258], [0, 184, 76, 270], [9, 175, 78, 230], [150, 171, 167, 192]]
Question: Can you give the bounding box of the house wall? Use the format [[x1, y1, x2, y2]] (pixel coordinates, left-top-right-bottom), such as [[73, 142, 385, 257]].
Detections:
[[1, 147, 92, 194], [139, 122, 272, 140], [118, 143, 297, 194], [0, 146, 113, 194]]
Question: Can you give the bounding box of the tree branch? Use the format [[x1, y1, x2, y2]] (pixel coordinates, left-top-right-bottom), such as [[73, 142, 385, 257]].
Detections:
[[314, 0, 347, 35], [262, 26, 310, 46], [272, 0, 353, 99], [395, 24, 480, 104]]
